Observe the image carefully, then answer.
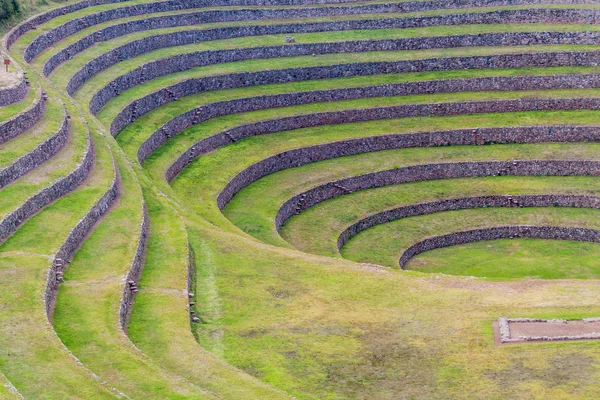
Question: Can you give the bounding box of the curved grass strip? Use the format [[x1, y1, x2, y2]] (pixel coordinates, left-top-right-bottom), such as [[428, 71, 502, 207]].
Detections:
[[211, 99, 600, 211], [51, 152, 213, 398], [4, 0, 131, 49], [0, 86, 45, 145], [0, 131, 120, 398], [159, 76, 600, 175], [0, 95, 64, 171], [60, 9, 600, 88], [127, 185, 288, 399], [274, 159, 600, 235], [338, 194, 600, 251], [45, 144, 119, 320], [0, 133, 93, 245], [5, 0, 389, 51], [272, 175, 600, 255], [399, 225, 600, 268], [68, 30, 600, 104], [105, 50, 600, 135], [27, 0, 593, 62], [119, 201, 148, 330], [0, 104, 68, 189], [268, 125, 600, 231]]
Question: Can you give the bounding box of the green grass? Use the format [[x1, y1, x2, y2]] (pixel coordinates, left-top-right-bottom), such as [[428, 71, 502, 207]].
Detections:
[[0, 106, 87, 221], [9, 3, 600, 398], [412, 238, 600, 278], [0, 92, 63, 170], [189, 213, 600, 399], [0, 127, 118, 398], [0, 81, 36, 123], [341, 207, 600, 277], [90, 44, 600, 118], [256, 176, 600, 253], [129, 85, 600, 182], [169, 109, 600, 226], [21, 1, 600, 63], [47, 22, 600, 91], [126, 181, 287, 399], [52, 139, 215, 398]]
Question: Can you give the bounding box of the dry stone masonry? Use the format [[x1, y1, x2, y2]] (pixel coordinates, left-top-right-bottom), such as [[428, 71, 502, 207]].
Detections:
[[45, 153, 120, 320], [159, 78, 600, 175], [337, 195, 600, 250], [0, 108, 69, 189], [0, 134, 95, 246], [105, 50, 600, 136], [399, 226, 600, 268], [269, 160, 600, 231], [60, 11, 600, 87], [0, 86, 45, 145], [119, 202, 149, 330]]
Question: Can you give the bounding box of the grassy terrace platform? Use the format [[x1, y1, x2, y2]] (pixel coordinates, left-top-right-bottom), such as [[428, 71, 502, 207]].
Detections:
[[0, 127, 117, 398], [6, 0, 600, 396], [0, 93, 63, 170]]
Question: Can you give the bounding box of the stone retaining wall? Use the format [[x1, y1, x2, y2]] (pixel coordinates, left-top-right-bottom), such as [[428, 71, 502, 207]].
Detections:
[[170, 98, 600, 187], [337, 195, 600, 250], [269, 160, 600, 233], [45, 151, 120, 320], [161, 79, 600, 175], [253, 126, 600, 230], [0, 52, 26, 106], [0, 133, 95, 246], [60, 9, 600, 86], [4, 0, 129, 49], [5, 0, 396, 50], [0, 87, 45, 145], [399, 225, 600, 268], [105, 50, 600, 135], [0, 79, 27, 106], [26, 0, 599, 62], [0, 108, 69, 189], [119, 201, 149, 331]]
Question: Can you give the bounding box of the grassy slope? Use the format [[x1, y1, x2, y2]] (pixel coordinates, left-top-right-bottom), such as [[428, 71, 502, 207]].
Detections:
[[0, 127, 117, 398], [127, 182, 288, 399], [0, 82, 36, 124], [7, 1, 600, 398], [342, 207, 600, 273], [0, 104, 86, 221], [49, 22, 600, 93], [91, 44, 600, 118], [52, 141, 213, 398], [0, 92, 63, 170], [190, 215, 600, 399], [245, 176, 600, 252]]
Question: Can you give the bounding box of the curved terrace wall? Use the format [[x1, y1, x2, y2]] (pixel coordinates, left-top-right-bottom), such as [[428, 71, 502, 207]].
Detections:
[[26, 0, 600, 62], [106, 50, 600, 136], [271, 160, 600, 234], [0, 79, 27, 106], [337, 195, 600, 250], [0, 109, 69, 189], [158, 76, 600, 173], [169, 97, 600, 185], [119, 202, 149, 331], [0, 87, 45, 145], [45, 153, 119, 320], [4, 0, 129, 49], [69, 29, 600, 98], [59, 9, 600, 84], [398, 225, 600, 268], [0, 133, 94, 245]]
